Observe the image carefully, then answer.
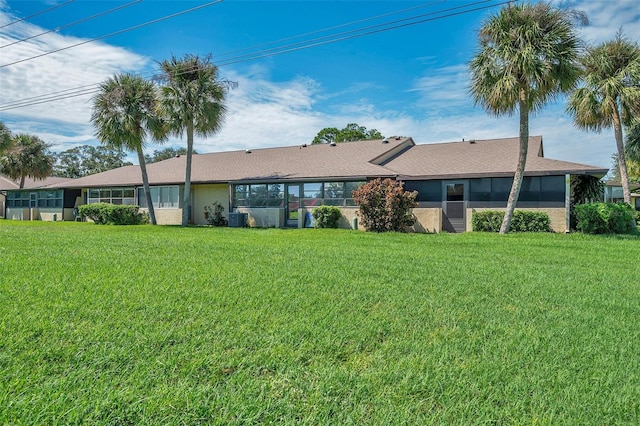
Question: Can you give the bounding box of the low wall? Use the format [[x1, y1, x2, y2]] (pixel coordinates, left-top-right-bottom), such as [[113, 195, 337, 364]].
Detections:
[[236, 207, 285, 228], [467, 207, 568, 233], [151, 208, 182, 225], [410, 208, 442, 233]]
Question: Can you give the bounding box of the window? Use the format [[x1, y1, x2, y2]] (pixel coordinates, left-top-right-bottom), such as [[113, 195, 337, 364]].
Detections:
[[231, 181, 365, 208], [404, 180, 442, 202], [37, 190, 63, 208], [88, 187, 135, 205], [137, 186, 180, 208], [6, 191, 29, 207]]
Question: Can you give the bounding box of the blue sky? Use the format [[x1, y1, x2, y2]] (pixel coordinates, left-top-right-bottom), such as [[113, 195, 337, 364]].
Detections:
[[1, 0, 639, 170]]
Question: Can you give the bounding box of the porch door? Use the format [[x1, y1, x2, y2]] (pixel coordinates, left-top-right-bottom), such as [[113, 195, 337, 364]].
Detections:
[[443, 181, 466, 233], [29, 192, 37, 208], [286, 184, 301, 227]]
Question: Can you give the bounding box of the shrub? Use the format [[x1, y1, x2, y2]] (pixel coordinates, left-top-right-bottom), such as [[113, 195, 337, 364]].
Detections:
[[574, 202, 635, 234], [78, 203, 145, 225], [472, 210, 551, 232], [312, 205, 342, 228], [204, 201, 228, 226], [352, 178, 417, 232]]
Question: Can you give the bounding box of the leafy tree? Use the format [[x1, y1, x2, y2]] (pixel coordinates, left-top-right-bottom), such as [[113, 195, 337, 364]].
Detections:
[[626, 121, 640, 164], [0, 133, 54, 188], [157, 53, 236, 227], [0, 121, 12, 154], [91, 73, 166, 225], [144, 147, 192, 164], [469, 2, 582, 234], [567, 34, 640, 204], [352, 178, 417, 232], [312, 123, 383, 144], [610, 153, 640, 184], [53, 145, 132, 178]]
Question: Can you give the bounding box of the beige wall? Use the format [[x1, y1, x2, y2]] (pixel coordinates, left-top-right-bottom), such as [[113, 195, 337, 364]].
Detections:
[[143, 208, 182, 225], [193, 184, 229, 225], [5, 207, 29, 220], [410, 208, 442, 233], [466, 207, 568, 233], [38, 208, 64, 222]]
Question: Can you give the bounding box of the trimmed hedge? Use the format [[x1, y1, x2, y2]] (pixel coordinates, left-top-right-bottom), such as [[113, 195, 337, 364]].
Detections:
[[472, 210, 551, 232], [311, 206, 342, 228], [78, 203, 147, 225], [574, 202, 636, 234]]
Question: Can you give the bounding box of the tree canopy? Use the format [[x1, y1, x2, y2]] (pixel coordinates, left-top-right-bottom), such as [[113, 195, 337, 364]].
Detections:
[[0, 133, 54, 188], [311, 123, 383, 144], [53, 145, 132, 178], [144, 147, 193, 164]]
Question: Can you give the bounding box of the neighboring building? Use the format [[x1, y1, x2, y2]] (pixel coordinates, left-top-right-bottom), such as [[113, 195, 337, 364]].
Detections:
[[1, 136, 608, 232], [604, 181, 640, 211], [0, 175, 78, 221]]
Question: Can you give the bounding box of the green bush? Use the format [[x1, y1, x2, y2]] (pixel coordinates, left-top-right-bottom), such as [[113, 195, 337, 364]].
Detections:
[[204, 202, 228, 226], [311, 205, 342, 228], [352, 178, 417, 232], [472, 210, 551, 232], [574, 202, 635, 234], [78, 203, 145, 225]]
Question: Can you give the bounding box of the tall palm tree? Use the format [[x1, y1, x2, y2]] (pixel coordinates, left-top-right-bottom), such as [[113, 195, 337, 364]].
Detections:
[[567, 35, 640, 204], [157, 54, 235, 227], [91, 73, 166, 225], [0, 133, 53, 188], [469, 2, 583, 233]]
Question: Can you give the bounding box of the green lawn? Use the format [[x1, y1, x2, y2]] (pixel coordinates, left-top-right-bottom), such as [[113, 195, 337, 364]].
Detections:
[[1, 221, 639, 424]]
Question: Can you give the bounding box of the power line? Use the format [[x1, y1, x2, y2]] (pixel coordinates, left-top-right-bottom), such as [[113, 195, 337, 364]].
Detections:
[[0, 0, 75, 29], [0, 0, 506, 112], [0, 0, 223, 69], [0, 0, 143, 49]]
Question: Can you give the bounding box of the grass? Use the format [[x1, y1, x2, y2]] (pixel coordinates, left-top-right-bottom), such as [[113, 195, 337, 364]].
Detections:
[[1, 221, 639, 424]]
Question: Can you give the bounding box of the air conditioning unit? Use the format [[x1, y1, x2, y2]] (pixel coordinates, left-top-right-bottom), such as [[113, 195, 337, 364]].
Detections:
[[228, 212, 247, 228]]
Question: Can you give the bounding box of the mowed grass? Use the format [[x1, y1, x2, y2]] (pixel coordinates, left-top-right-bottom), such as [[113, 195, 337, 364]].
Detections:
[[0, 221, 639, 425]]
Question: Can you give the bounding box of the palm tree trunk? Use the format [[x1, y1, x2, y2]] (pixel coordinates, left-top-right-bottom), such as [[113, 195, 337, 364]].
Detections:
[[612, 105, 632, 204], [500, 90, 529, 234], [137, 148, 157, 225], [19, 175, 25, 189], [182, 122, 194, 227]]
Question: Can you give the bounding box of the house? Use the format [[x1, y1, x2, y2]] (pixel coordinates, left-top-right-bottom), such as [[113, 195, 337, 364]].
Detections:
[[603, 181, 640, 211], [1, 136, 608, 232], [0, 175, 79, 221]]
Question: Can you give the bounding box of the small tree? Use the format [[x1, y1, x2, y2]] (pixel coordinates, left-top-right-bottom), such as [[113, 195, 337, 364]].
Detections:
[[311, 123, 384, 145], [352, 178, 417, 232]]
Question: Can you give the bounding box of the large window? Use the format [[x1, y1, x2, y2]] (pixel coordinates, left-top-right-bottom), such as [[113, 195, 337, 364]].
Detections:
[[88, 188, 135, 205], [232, 181, 364, 208], [137, 186, 181, 209], [6, 191, 29, 207], [6, 191, 62, 208]]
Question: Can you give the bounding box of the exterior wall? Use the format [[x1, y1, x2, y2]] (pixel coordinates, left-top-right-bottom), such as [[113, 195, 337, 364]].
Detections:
[[466, 207, 568, 233], [193, 184, 229, 225], [337, 207, 360, 230], [0, 196, 4, 218], [38, 208, 64, 221], [410, 207, 442, 233], [5, 207, 30, 220], [237, 207, 285, 228], [144, 208, 182, 225]]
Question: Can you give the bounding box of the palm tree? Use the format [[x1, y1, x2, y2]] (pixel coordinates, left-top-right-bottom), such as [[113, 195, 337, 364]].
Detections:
[[91, 73, 166, 225], [0, 133, 53, 188], [0, 121, 12, 154], [567, 35, 640, 204], [156, 54, 235, 227], [469, 2, 583, 233]]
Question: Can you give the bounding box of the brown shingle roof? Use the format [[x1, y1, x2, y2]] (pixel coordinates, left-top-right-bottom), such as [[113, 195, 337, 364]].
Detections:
[[58, 137, 413, 188], [384, 136, 608, 179], [46, 136, 607, 189], [0, 175, 72, 190]]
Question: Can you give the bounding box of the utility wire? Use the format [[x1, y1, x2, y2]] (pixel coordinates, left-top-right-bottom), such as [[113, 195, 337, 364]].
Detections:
[[0, 0, 75, 29], [0, 0, 223, 69], [0, 0, 505, 111], [0, 0, 143, 49], [212, 0, 447, 60], [215, 0, 496, 66]]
